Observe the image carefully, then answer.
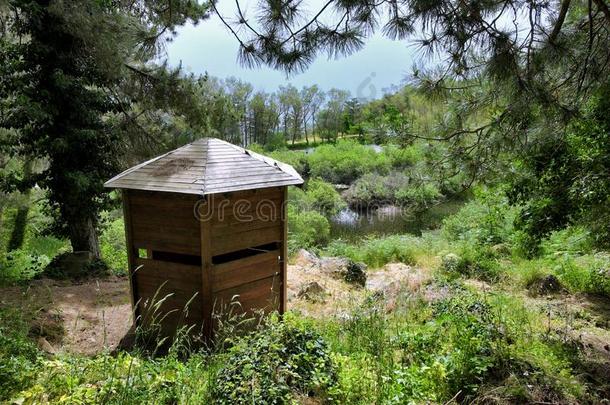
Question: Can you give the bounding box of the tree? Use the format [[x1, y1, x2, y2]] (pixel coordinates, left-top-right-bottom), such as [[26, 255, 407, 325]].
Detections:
[[278, 84, 303, 144], [248, 91, 279, 145], [316, 89, 349, 141], [0, 0, 209, 258], [300, 85, 324, 144], [225, 77, 253, 146], [508, 82, 610, 253], [215, 0, 609, 247], [213, 0, 609, 166]]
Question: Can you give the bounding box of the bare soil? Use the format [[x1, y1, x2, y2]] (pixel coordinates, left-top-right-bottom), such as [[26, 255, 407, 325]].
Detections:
[[1, 252, 608, 364], [1, 277, 131, 355]]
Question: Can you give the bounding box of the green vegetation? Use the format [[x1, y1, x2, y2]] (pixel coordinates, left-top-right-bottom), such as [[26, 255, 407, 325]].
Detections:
[[1, 0, 609, 401], [2, 183, 610, 402], [213, 315, 337, 403], [326, 235, 419, 268], [307, 140, 390, 184]]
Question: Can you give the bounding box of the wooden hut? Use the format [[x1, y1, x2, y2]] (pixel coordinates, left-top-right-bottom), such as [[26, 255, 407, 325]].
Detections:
[[104, 138, 303, 337]]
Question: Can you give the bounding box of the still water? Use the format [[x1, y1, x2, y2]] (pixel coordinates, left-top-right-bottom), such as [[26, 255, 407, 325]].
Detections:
[[329, 201, 464, 241]]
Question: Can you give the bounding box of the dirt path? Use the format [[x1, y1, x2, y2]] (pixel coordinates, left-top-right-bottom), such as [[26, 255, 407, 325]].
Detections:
[[4, 253, 606, 362], [1, 251, 431, 355], [1, 277, 132, 355]]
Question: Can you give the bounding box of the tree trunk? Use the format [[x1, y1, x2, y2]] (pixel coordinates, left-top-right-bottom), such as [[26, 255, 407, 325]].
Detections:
[[303, 114, 309, 145], [8, 160, 32, 251], [68, 215, 101, 259]]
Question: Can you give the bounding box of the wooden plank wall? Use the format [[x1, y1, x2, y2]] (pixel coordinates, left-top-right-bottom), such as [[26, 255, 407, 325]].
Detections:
[[209, 187, 284, 256], [128, 190, 201, 255], [134, 258, 203, 332], [208, 187, 285, 318], [212, 250, 281, 315], [122, 186, 287, 339], [122, 190, 139, 322]]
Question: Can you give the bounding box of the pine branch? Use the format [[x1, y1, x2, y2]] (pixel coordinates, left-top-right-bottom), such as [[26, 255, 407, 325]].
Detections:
[[549, 0, 571, 43], [592, 0, 610, 23]]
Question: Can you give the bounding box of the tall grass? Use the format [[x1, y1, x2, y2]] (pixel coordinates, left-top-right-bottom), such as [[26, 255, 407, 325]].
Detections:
[[316, 285, 587, 403]]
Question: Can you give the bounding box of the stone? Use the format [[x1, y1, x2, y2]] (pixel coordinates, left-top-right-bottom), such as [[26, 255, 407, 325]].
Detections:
[[318, 257, 350, 276], [297, 281, 327, 302], [344, 261, 367, 286], [293, 249, 320, 268], [314, 257, 367, 286], [37, 337, 56, 354], [527, 274, 565, 295], [46, 251, 94, 279]]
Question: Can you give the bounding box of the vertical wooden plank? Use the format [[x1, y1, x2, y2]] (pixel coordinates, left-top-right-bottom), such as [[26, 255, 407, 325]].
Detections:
[[280, 186, 288, 314], [122, 190, 140, 325], [200, 196, 213, 338]]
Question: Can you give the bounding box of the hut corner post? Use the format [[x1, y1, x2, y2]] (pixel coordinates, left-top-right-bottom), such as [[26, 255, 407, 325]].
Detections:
[[280, 186, 288, 314], [200, 196, 213, 339], [121, 190, 140, 327]]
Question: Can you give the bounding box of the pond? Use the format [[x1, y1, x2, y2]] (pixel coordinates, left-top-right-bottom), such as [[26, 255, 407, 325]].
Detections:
[[329, 200, 464, 241]]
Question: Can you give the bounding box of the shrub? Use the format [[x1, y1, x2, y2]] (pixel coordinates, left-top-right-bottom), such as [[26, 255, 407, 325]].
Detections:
[[99, 217, 128, 275], [288, 208, 331, 252], [326, 235, 417, 268], [344, 171, 441, 210], [382, 143, 421, 168], [395, 182, 441, 209], [213, 316, 337, 403], [250, 144, 309, 175], [344, 172, 402, 208], [15, 351, 218, 403], [268, 149, 309, 175], [440, 244, 502, 282], [263, 132, 287, 151], [0, 308, 40, 400], [308, 140, 390, 184], [553, 254, 610, 296], [442, 190, 518, 247], [0, 249, 51, 285], [305, 178, 346, 216], [541, 226, 593, 256], [0, 195, 68, 284]]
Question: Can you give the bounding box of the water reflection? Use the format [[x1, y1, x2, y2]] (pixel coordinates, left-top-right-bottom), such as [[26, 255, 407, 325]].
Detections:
[[330, 201, 464, 241]]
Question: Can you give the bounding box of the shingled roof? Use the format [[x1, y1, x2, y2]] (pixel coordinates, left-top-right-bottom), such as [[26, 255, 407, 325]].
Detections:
[[104, 138, 304, 195]]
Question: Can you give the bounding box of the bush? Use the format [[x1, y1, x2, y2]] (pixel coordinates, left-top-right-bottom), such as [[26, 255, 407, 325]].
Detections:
[[213, 316, 337, 404], [553, 254, 610, 296], [0, 195, 68, 284], [288, 208, 331, 251], [263, 132, 287, 151], [15, 351, 218, 403], [326, 235, 418, 268], [308, 140, 390, 184], [304, 178, 346, 216], [442, 190, 518, 247], [0, 249, 51, 285], [0, 308, 40, 400], [395, 182, 441, 209], [268, 149, 309, 175], [441, 244, 502, 282], [541, 226, 593, 256], [344, 171, 441, 210], [100, 217, 128, 275], [344, 172, 401, 208], [382, 143, 421, 168]]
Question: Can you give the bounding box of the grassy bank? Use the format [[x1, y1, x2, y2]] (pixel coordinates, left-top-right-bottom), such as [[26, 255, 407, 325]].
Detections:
[[1, 187, 609, 403]]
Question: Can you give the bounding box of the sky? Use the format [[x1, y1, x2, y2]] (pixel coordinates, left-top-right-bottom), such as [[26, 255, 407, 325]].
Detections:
[[165, 0, 426, 99]]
